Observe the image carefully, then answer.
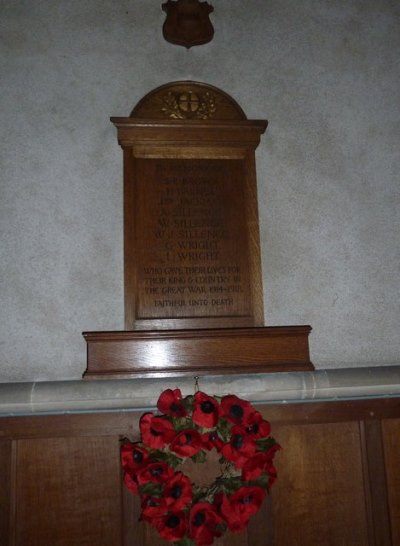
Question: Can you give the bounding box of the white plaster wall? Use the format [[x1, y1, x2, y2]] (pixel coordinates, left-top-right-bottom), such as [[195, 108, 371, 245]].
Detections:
[[1, 0, 399, 382]]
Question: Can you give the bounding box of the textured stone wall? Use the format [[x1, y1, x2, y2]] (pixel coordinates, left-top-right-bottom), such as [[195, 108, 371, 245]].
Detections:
[[1, 0, 399, 381]]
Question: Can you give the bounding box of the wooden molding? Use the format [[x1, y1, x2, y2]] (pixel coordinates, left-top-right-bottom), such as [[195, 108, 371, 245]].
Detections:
[[83, 325, 313, 379]]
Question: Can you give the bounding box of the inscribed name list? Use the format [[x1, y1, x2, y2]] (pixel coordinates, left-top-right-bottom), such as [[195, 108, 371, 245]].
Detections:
[[135, 159, 252, 320]]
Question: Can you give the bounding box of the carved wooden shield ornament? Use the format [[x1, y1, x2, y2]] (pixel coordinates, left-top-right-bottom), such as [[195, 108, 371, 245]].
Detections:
[[162, 0, 214, 48]]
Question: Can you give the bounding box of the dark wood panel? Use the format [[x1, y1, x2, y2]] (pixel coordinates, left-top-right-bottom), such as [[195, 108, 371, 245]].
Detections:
[[0, 440, 12, 546], [360, 420, 392, 545], [247, 495, 273, 546], [270, 422, 369, 545], [124, 494, 145, 546], [259, 397, 400, 426], [382, 419, 400, 545], [15, 436, 122, 546]]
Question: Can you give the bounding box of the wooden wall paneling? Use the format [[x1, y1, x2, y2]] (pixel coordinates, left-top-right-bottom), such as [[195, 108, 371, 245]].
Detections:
[[256, 398, 400, 427], [0, 412, 141, 441], [0, 440, 12, 546], [0, 399, 399, 546], [123, 492, 145, 546], [247, 495, 274, 546], [211, 529, 249, 545], [15, 436, 123, 546], [269, 422, 369, 546], [360, 420, 393, 545], [382, 419, 400, 545]]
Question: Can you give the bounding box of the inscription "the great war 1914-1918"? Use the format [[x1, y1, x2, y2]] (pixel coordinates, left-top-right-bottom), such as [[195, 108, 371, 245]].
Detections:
[[136, 159, 252, 319]]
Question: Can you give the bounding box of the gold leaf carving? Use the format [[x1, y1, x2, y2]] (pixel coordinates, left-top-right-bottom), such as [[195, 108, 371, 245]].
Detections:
[[161, 91, 216, 119]]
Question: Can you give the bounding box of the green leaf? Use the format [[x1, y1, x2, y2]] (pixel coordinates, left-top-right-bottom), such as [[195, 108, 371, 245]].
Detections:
[[172, 416, 196, 433], [215, 475, 243, 495], [248, 472, 269, 488], [138, 482, 163, 496], [174, 537, 196, 546], [182, 395, 194, 412], [216, 418, 231, 442], [256, 436, 278, 452], [151, 449, 183, 469]]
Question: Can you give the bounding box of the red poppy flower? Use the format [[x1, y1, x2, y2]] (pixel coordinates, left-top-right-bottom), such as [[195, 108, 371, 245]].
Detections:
[[221, 425, 256, 468], [164, 472, 193, 510], [123, 471, 139, 494], [263, 443, 281, 487], [139, 412, 175, 449], [192, 391, 220, 428], [170, 429, 203, 457], [244, 411, 271, 439], [189, 502, 224, 545], [201, 430, 224, 451], [242, 445, 280, 483], [141, 495, 167, 521], [157, 388, 187, 418], [153, 511, 187, 542], [217, 487, 265, 532], [220, 394, 255, 425], [241, 452, 267, 481], [137, 462, 174, 485], [213, 493, 242, 531], [230, 486, 265, 519], [121, 443, 150, 474]]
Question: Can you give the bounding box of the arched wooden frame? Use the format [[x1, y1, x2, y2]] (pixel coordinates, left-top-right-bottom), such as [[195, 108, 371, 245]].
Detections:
[[111, 81, 268, 331]]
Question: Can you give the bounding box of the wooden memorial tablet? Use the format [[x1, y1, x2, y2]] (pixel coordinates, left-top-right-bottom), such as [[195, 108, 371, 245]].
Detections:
[[111, 81, 267, 330], [83, 81, 314, 378]]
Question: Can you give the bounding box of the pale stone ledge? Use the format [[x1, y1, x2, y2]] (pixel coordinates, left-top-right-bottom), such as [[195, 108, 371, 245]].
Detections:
[[0, 366, 399, 416]]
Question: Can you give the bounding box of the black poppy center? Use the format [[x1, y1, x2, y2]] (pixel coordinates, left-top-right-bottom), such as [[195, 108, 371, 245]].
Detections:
[[170, 402, 181, 413], [166, 515, 180, 529], [240, 495, 254, 505], [184, 433, 192, 445], [150, 466, 163, 477], [230, 404, 244, 419], [132, 450, 143, 463], [150, 427, 163, 437], [200, 400, 215, 414], [246, 423, 259, 434], [193, 511, 206, 526], [232, 434, 244, 449], [171, 485, 182, 499]]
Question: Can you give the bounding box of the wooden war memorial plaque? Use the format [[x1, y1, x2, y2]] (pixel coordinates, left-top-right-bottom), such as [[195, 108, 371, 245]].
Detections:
[[83, 81, 314, 378], [112, 81, 267, 330]]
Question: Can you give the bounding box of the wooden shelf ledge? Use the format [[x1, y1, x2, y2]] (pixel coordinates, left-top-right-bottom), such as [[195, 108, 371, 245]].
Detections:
[[83, 325, 313, 379]]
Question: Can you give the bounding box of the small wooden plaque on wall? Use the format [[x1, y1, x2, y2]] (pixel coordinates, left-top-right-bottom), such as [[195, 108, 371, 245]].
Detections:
[[111, 81, 267, 331]]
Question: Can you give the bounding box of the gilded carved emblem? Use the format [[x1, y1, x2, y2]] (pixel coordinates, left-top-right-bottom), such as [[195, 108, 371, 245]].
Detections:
[[162, 0, 214, 48], [161, 90, 217, 119]]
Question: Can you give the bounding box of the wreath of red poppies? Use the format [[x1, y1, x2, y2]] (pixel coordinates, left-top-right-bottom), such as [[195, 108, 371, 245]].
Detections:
[[121, 388, 280, 546]]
